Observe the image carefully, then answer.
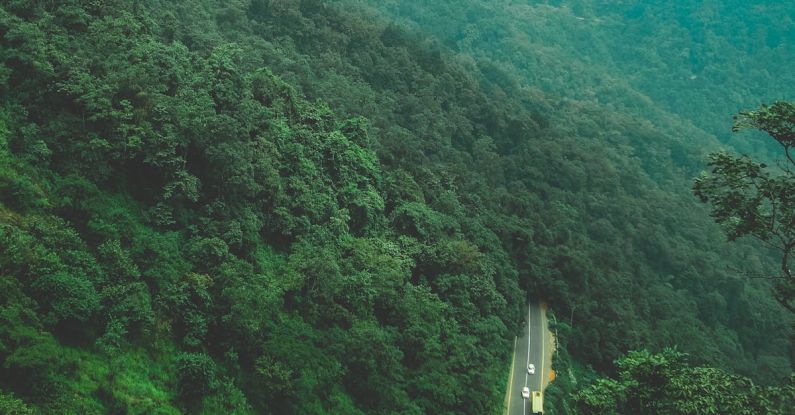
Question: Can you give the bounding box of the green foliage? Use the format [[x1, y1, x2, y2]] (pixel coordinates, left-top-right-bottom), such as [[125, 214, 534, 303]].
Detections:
[[0, 0, 791, 413], [0, 276, 62, 398], [30, 270, 99, 322], [576, 349, 795, 414], [733, 102, 795, 147], [0, 390, 34, 415], [176, 352, 218, 400], [92, 349, 181, 415], [199, 381, 254, 415], [0, 114, 47, 210], [362, 0, 795, 156], [695, 102, 795, 312]]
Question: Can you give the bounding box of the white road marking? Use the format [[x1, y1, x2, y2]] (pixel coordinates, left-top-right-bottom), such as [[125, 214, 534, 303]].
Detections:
[[523, 304, 532, 415], [525, 305, 531, 386], [540, 309, 546, 391], [507, 336, 516, 409]]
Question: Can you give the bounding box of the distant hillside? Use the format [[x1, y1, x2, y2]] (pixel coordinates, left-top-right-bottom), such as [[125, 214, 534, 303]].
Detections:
[[0, 1, 790, 413], [360, 0, 795, 155]]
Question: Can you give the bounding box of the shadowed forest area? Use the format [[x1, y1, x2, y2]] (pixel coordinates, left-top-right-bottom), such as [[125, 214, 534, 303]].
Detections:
[[0, 1, 792, 414]]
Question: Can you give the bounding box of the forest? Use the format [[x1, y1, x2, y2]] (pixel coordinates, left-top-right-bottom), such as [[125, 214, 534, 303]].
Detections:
[[0, 1, 792, 414]]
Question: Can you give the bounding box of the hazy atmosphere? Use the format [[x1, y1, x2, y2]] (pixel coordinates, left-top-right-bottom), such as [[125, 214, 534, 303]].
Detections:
[[0, 1, 793, 414]]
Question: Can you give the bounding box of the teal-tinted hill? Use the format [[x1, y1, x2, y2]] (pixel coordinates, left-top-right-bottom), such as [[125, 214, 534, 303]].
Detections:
[[0, 1, 791, 414]]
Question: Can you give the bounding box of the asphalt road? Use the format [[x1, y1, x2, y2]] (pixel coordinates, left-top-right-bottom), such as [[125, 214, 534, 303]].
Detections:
[[506, 303, 547, 415]]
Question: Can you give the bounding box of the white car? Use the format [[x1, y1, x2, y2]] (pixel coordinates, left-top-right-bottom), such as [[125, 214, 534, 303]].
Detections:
[[528, 363, 535, 374], [521, 386, 530, 399]]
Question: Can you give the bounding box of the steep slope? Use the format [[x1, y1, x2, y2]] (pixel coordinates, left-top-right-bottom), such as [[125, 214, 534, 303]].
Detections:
[[0, 1, 791, 414], [179, 0, 789, 377], [362, 0, 795, 155]]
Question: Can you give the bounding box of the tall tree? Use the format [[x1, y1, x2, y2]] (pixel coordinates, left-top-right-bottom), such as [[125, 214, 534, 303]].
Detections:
[[576, 349, 795, 415], [694, 101, 795, 312]]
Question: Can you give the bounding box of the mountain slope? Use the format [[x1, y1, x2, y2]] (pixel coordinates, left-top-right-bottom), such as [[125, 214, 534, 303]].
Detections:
[[0, 1, 790, 413]]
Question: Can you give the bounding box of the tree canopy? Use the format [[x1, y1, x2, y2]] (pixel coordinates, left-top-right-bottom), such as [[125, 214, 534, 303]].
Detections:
[[695, 102, 795, 313], [0, 0, 791, 413], [576, 349, 795, 415]]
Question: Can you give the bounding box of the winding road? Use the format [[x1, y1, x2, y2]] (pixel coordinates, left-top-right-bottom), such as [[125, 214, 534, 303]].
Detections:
[[505, 303, 552, 415]]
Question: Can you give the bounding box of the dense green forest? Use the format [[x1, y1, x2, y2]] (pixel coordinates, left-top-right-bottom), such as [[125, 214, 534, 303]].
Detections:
[[364, 0, 795, 156], [0, 0, 791, 413]]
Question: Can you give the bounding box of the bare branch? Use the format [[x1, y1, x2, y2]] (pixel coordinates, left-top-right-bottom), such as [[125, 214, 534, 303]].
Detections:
[[726, 265, 787, 281]]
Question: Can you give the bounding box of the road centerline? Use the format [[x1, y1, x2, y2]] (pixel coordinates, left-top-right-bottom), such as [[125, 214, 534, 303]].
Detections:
[[525, 305, 531, 386]]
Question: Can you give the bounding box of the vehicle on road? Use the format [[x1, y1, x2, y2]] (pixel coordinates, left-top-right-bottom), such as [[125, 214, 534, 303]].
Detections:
[[532, 391, 543, 414], [521, 387, 530, 399], [528, 363, 535, 374]]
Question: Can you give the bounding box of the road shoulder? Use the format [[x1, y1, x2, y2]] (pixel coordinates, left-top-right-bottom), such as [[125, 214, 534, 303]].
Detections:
[[502, 337, 517, 415]]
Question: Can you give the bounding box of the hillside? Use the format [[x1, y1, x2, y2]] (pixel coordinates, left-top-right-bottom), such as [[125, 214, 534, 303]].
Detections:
[[363, 0, 795, 155], [0, 1, 791, 413]]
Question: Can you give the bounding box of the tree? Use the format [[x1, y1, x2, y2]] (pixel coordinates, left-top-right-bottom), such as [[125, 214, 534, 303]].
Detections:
[[176, 352, 218, 401], [576, 349, 795, 414], [0, 391, 34, 415], [694, 101, 795, 312]]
